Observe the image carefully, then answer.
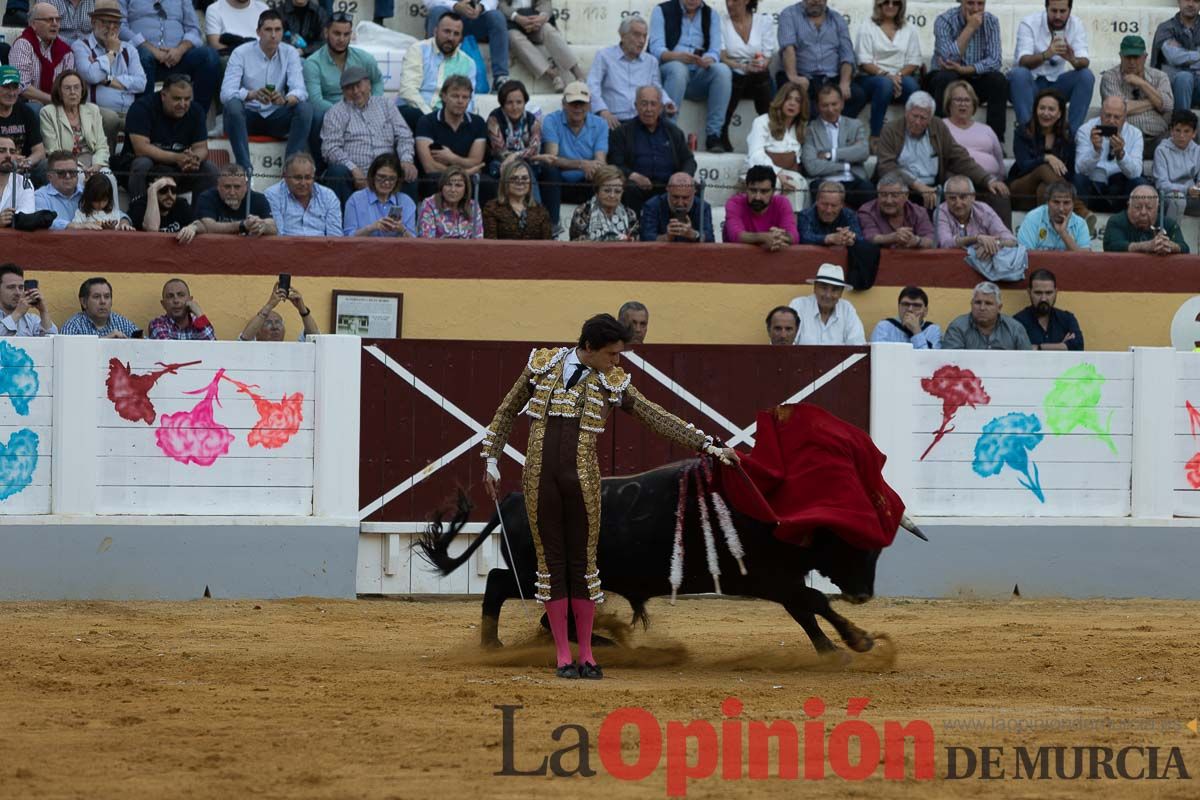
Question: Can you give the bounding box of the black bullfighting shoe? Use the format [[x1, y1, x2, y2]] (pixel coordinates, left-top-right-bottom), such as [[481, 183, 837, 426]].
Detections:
[[579, 662, 603, 680], [555, 662, 580, 679]]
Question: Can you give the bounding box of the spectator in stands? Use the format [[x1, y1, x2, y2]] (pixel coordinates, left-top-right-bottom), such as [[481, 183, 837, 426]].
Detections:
[[943, 81, 1004, 186], [304, 13, 384, 164], [723, 164, 797, 250], [1074, 96, 1148, 212], [801, 84, 873, 209], [744, 81, 806, 211], [876, 91, 1009, 214], [39, 70, 109, 183], [536, 82, 608, 230], [640, 171, 714, 243], [1013, 268, 1083, 351], [417, 164, 483, 238], [1009, 88, 1088, 215], [608, 85, 696, 214], [72, 0, 144, 157], [344, 153, 417, 237], [238, 281, 318, 341], [10, 3, 75, 112], [935, 174, 1018, 254], [589, 16, 675, 130], [797, 181, 880, 290], [414, 74, 487, 197], [852, 0, 921, 143], [398, 11, 475, 132], [221, 11, 312, 177], [195, 163, 276, 235], [0, 67, 47, 186], [68, 171, 130, 227], [776, 0, 863, 117], [1103, 184, 1189, 254], [483, 158, 552, 239], [124, 73, 219, 200], [1101, 36, 1173, 157], [501, 0, 583, 91], [423, 0, 510, 91], [3, 1, 28, 27], [0, 136, 37, 219], [1009, 0, 1093, 135], [49, 0, 93, 45], [0, 263, 56, 336], [618, 300, 649, 345], [1155, 110, 1200, 221], [148, 278, 215, 340], [870, 286, 940, 349], [943, 282, 1032, 350], [320, 65, 416, 207], [205, 0, 268, 55], [34, 149, 81, 228], [765, 305, 799, 345], [60, 276, 139, 336], [650, 0, 734, 153], [858, 171, 934, 249], [1153, 0, 1200, 113], [719, 0, 775, 152], [123, 0, 220, 113], [1017, 180, 1089, 251], [278, 0, 328, 57], [568, 164, 640, 241], [130, 173, 200, 242], [928, 0, 1007, 144], [787, 263, 865, 345], [486, 80, 542, 202], [265, 152, 342, 236]]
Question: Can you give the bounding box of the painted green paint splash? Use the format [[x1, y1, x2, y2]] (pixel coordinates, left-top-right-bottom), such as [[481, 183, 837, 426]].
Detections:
[[1043, 363, 1117, 455]]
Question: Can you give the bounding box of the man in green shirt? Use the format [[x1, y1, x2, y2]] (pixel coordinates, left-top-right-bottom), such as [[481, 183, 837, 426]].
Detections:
[[301, 13, 383, 168], [1103, 184, 1190, 253]]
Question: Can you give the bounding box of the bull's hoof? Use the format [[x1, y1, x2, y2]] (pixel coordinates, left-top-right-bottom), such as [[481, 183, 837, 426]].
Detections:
[[847, 630, 874, 653], [480, 616, 502, 649], [481, 637, 503, 650]]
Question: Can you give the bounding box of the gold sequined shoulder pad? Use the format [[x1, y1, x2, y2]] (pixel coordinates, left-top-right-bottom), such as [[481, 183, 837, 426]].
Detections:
[[528, 347, 570, 375], [599, 366, 631, 392]]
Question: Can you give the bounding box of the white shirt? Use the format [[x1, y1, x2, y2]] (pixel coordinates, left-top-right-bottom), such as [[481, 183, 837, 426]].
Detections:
[[720, 12, 778, 75], [0, 174, 37, 215], [205, 0, 270, 39], [425, 0, 497, 10], [853, 19, 922, 75], [744, 114, 802, 175], [560, 347, 591, 387], [1075, 117, 1144, 183], [1013, 12, 1088, 81], [789, 293, 866, 345]]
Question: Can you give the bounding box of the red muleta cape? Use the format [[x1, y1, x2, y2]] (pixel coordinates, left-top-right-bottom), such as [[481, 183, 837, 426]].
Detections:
[[717, 404, 905, 550]]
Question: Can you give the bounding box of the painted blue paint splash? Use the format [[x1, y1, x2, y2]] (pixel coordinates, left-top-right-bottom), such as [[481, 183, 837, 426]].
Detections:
[[972, 412, 1046, 503], [0, 428, 38, 500], [0, 340, 39, 416]]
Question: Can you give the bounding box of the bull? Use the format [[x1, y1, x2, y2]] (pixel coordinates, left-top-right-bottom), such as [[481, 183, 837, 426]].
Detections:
[[417, 459, 926, 655]]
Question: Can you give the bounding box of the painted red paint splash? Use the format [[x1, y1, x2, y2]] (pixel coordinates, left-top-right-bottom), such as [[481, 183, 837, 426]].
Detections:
[[222, 375, 304, 449], [919, 365, 991, 461], [155, 369, 235, 466], [1184, 402, 1200, 488], [106, 359, 204, 424]]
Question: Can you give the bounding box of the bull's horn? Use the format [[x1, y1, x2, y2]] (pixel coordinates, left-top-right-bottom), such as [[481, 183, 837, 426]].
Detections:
[[900, 513, 929, 542]]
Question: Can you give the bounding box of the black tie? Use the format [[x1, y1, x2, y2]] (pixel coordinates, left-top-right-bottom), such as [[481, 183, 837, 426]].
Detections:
[[565, 363, 586, 389]]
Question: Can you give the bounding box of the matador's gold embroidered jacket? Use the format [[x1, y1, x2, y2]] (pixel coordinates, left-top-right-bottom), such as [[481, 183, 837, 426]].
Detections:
[[481, 346, 714, 602]]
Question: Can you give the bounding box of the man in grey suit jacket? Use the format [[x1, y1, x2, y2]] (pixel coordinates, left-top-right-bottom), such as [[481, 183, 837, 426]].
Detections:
[[801, 84, 875, 208]]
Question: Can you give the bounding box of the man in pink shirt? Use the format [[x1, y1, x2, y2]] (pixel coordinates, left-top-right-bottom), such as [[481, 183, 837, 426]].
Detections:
[[723, 164, 798, 251]]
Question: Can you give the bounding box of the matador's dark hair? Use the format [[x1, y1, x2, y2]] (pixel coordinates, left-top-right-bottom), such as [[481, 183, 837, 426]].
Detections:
[[578, 313, 634, 350]]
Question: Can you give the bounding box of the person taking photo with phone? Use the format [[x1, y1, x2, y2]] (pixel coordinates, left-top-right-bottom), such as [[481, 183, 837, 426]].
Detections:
[[639, 171, 714, 242], [1074, 95, 1149, 212], [238, 278, 320, 341], [0, 263, 57, 337]]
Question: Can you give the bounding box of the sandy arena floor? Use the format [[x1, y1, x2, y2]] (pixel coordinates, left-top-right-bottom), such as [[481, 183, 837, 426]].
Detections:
[[0, 595, 1197, 799]]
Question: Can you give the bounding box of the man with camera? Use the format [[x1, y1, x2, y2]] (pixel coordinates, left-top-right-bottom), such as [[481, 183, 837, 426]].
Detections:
[[639, 172, 714, 242], [1074, 96, 1148, 212], [0, 264, 57, 337]]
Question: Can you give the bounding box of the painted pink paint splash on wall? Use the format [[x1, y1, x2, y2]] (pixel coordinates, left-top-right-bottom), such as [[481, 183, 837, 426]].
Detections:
[[106, 359, 203, 424], [222, 375, 304, 449], [919, 365, 991, 461], [156, 368, 235, 466], [1184, 401, 1200, 489]]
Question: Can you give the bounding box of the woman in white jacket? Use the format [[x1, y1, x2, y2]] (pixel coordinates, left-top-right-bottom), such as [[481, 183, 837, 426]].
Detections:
[[852, 0, 922, 143], [39, 70, 118, 198], [743, 81, 808, 211]]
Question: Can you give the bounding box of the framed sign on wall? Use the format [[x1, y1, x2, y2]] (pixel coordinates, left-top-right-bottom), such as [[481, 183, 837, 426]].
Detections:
[[331, 291, 404, 338]]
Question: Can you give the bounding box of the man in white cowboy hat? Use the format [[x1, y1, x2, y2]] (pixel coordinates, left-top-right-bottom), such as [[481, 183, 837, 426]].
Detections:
[[787, 262, 866, 345]]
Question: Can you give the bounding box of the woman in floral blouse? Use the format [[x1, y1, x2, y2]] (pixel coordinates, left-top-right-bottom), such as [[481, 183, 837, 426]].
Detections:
[[569, 165, 639, 241], [417, 165, 483, 239]]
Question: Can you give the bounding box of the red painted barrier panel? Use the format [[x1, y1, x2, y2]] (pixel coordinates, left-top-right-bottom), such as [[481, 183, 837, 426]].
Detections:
[[359, 341, 871, 522]]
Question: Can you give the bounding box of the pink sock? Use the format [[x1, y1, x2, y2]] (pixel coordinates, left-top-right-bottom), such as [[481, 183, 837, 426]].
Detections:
[[545, 599, 573, 667], [571, 598, 596, 666]]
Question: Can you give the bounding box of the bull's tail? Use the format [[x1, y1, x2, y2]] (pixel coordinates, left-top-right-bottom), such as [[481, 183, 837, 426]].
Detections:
[[414, 490, 498, 576], [629, 599, 650, 631]]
